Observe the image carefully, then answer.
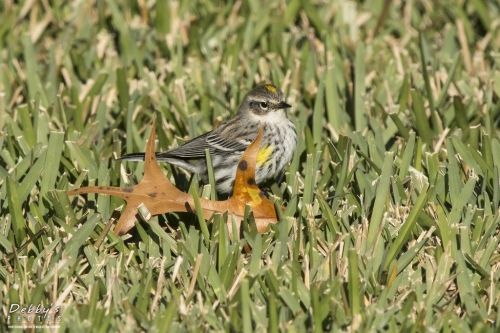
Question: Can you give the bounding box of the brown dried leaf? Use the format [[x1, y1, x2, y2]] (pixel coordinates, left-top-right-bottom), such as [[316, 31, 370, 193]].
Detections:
[[67, 118, 278, 236]]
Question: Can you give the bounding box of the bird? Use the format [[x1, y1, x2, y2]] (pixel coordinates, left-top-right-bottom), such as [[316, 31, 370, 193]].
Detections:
[[118, 84, 297, 194]]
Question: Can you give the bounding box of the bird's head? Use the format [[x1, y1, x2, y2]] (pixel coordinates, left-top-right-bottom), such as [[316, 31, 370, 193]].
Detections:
[[238, 84, 291, 120]]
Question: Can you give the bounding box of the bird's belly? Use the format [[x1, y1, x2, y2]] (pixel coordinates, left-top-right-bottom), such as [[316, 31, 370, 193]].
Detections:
[[203, 121, 296, 193], [255, 122, 297, 183]]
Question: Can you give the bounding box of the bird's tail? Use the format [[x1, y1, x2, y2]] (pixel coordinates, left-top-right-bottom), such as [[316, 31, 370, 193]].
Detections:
[[117, 153, 201, 175], [117, 153, 147, 161]]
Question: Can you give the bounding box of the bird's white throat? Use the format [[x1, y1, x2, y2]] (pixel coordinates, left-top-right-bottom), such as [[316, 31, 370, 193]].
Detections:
[[249, 109, 289, 124]]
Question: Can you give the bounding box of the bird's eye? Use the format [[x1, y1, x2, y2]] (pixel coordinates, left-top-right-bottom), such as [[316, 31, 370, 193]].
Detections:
[[259, 102, 268, 110]]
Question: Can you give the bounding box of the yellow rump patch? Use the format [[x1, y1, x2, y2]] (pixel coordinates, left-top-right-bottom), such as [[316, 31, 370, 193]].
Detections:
[[256, 146, 273, 166], [264, 84, 277, 93]]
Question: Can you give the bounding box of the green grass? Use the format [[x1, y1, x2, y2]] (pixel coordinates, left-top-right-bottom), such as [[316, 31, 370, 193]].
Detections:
[[1, 0, 500, 331]]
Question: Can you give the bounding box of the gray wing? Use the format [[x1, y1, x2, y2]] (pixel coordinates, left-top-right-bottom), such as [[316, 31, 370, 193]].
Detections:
[[157, 131, 250, 159]]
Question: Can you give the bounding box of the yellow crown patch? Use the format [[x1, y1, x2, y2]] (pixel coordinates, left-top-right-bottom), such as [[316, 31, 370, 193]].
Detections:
[[264, 84, 277, 93]]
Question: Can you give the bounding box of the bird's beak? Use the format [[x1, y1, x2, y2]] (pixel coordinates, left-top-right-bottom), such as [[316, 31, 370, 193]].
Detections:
[[276, 101, 292, 110]]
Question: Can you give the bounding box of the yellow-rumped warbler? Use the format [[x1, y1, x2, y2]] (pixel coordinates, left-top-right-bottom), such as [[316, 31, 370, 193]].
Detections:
[[119, 84, 297, 194]]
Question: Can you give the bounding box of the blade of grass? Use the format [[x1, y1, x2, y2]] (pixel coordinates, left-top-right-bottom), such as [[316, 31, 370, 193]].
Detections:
[[354, 42, 367, 132], [384, 184, 430, 270], [6, 177, 26, 245], [347, 248, 361, 316], [367, 152, 393, 249]]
